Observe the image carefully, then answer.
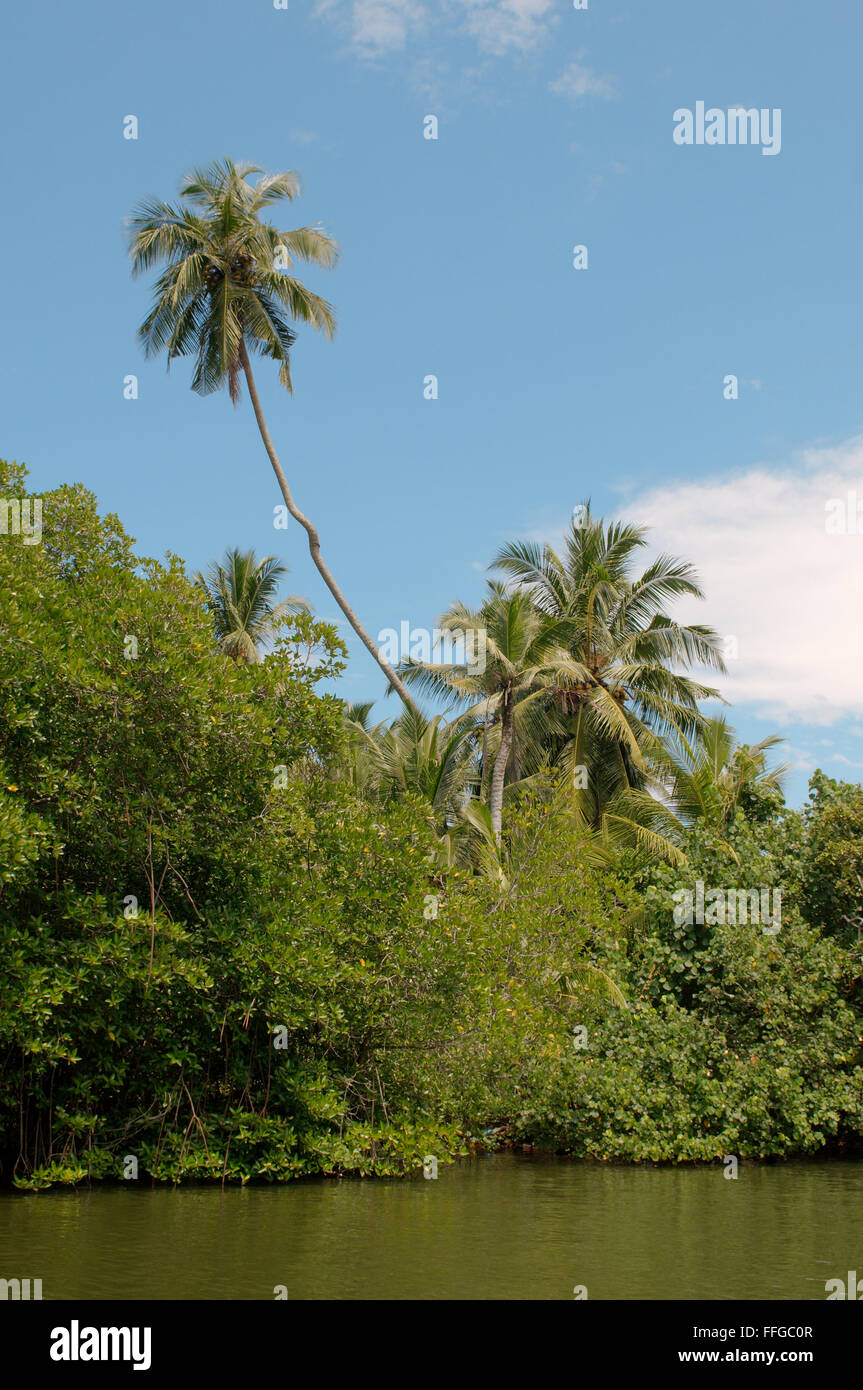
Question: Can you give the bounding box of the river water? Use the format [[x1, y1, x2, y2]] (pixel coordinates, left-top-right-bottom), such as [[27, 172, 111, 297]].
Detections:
[[2, 1154, 860, 1300]]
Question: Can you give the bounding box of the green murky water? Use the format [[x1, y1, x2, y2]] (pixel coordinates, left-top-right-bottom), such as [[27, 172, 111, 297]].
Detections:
[[1, 1154, 860, 1300]]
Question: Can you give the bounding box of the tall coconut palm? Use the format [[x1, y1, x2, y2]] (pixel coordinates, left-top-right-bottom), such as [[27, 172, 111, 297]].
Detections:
[[128, 158, 414, 704], [195, 548, 308, 661], [398, 583, 582, 844], [491, 503, 726, 800]]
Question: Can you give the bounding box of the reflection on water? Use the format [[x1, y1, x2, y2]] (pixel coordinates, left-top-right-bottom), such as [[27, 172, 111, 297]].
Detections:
[[1, 1154, 860, 1300]]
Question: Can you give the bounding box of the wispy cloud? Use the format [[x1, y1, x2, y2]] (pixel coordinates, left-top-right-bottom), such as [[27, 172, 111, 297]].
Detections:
[[456, 0, 558, 56], [549, 53, 616, 102], [315, 0, 558, 58], [314, 0, 428, 56], [785, 744, 818, 773]]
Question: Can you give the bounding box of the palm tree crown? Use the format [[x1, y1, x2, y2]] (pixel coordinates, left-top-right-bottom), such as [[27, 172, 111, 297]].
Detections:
[[394, 507, 728, 855], [129, 158, 337, 401], [399, 582, 583, 842], [195, 547, 309, 662], [492, 502, 726, 745], [480, 505, 727, 848], [663, 716, 787, 829]]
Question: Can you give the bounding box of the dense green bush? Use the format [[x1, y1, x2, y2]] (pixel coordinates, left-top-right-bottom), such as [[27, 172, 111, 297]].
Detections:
[[1, 460, 862, 1184], [797, 771, 863, 947], [0, 463, 465, 1184], [504, 809, 863, 1160]]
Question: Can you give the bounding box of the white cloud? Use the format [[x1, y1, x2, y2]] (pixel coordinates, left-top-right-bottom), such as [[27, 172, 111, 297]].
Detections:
[[456, 0, 558, 56], [523, 437, 863, 725], [615, 437, 863, 723], [549, 54, 616, 102], [315, 0, 557, 57], [314, 0, 428, 55]]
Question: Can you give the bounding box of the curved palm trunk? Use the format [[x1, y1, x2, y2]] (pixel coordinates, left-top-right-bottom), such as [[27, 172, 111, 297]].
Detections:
[[239, 339, 415, 708], [489, 694, 514, 846]]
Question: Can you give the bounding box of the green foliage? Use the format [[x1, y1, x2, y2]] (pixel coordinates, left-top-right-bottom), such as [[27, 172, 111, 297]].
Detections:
[[489, 505, 726, 804], [505, 806, 863, 1161], [195, 546, 309, 662], [508, 988, 862, 1162], [797, 771, 863, 946], [2, 461, 862, 1184], [661, 716, 788, 831], [0, 461, 423, 1182]]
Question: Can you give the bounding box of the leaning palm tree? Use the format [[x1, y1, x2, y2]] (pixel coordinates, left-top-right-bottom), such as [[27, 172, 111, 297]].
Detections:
[[128, 158, 414, 704], [195, 547, 308, 661]]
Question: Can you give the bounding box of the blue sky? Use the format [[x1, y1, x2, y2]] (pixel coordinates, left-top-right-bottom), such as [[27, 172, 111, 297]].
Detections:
[[2, 0, 862, 804]]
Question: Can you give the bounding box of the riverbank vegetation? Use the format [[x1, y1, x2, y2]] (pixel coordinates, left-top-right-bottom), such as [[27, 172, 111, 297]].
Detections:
[[1, 457, 861, 1188]]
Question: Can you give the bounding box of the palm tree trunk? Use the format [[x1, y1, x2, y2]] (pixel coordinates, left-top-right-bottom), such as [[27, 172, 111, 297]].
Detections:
[[489, 694, 514, 846], [480, 706, 491, 803], [239, 339, 415, 708]]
